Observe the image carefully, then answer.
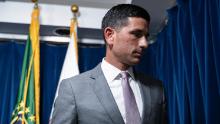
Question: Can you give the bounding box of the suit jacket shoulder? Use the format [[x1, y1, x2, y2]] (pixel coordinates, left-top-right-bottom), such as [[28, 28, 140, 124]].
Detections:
[[52, 63, 125, 124]]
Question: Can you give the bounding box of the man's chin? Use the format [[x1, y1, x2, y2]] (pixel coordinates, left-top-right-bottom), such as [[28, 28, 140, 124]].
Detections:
[[129, 58, 141, 65]]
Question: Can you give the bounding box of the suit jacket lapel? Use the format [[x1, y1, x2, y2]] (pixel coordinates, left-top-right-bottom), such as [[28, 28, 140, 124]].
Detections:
[[90, 64, 124, 124]]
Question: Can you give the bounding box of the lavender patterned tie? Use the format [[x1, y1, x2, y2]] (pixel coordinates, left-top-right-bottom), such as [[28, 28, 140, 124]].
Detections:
[[121, 71, 141, 124]]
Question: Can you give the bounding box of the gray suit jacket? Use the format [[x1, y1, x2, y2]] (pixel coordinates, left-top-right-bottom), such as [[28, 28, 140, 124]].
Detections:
[[51, 64, 167, 124]]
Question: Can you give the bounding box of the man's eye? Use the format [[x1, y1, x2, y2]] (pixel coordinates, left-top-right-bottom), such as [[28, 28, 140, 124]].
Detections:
[[133, 33, 143, 38], [145, 33, 150, 40]]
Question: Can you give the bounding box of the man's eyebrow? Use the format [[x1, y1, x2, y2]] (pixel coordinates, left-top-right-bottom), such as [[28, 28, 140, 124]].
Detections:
[[130, 29, 143, 33], [129, 29, 149, 35]]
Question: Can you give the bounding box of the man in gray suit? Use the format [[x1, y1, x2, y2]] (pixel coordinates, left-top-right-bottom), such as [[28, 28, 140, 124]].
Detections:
[[52, 4, 167, 124]]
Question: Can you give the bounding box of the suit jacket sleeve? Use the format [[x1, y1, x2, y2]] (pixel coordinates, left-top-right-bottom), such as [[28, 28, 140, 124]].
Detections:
[[51, 79, 77, 124]]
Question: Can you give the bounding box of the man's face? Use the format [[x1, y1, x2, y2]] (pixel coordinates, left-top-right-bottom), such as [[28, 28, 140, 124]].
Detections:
[[110, 17, 149, 67]]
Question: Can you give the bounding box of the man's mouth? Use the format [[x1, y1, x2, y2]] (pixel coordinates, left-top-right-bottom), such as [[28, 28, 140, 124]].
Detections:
[[133, 51, 143, 57]]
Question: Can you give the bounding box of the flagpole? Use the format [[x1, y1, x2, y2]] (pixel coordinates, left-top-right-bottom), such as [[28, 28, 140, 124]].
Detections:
[[70, 4, 79, 62], [32, 1, 40, 124], [70, 4, 79, 34], [22, 0, 39, 123]]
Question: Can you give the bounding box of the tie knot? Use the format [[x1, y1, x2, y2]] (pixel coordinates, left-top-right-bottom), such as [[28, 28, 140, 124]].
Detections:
[[121, 71, 129, 79]]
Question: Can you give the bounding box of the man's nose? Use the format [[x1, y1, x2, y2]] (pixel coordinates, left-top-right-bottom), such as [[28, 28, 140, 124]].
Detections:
[[139, 36, 148, 49]]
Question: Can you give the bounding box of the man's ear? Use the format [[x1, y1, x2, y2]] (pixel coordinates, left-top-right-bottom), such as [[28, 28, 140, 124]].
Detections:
[[104, 27, 115, 45]]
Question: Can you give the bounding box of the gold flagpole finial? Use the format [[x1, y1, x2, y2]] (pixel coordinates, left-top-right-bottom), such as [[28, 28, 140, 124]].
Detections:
[[71, 4, 79, 13], [71, 4, 79, 19]]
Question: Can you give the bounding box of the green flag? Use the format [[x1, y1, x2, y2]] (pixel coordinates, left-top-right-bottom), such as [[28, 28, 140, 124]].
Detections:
[[11, 6, 40, 124]]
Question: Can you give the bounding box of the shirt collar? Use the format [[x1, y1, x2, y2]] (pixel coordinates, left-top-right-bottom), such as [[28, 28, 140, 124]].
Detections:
[[101, 58, 135, 83]]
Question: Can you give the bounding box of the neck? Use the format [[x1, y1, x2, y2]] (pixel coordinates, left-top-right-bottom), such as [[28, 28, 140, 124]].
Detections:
[[105, 54, 130, 71]]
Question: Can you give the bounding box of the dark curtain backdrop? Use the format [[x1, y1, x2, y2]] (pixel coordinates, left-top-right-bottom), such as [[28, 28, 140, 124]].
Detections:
[[148, 0, 220, 123]]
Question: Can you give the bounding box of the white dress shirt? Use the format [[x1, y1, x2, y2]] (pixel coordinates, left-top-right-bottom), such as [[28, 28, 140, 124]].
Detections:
[[101, 59, 143, 122]]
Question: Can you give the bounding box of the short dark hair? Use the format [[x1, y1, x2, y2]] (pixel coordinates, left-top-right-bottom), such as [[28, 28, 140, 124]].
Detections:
[[101, 4, 150, 32]]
